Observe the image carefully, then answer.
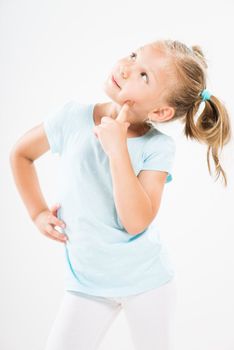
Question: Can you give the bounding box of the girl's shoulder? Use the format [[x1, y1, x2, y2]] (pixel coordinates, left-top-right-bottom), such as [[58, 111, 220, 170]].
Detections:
[[145, 127, 176, 151], [42, 99, 91, 155]]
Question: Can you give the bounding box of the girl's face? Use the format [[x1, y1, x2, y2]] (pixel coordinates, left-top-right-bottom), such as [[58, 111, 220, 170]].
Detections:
[[103, 44, 173, 123]]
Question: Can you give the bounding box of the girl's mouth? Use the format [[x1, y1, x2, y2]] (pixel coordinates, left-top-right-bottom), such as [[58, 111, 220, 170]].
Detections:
[[112, 75, 121, 88]]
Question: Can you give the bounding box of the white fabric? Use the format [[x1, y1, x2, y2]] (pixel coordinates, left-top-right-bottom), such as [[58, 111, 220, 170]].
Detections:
[[44, 278, 177, 350]]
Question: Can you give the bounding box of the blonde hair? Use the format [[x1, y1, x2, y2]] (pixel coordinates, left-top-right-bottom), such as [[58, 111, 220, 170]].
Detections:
[[147, 39, 232, 187]]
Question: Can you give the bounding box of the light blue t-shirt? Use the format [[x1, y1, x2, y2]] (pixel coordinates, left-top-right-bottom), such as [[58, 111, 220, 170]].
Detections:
[[43, 100, 176, 297]]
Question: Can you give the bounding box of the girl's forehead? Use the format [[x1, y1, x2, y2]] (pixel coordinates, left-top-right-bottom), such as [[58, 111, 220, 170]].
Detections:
[[139, 44, 166, 59], [137, 45, 170, 74]]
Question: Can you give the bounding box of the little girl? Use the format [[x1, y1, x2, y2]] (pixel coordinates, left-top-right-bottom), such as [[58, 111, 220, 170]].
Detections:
[[10, 39, 232, 350]]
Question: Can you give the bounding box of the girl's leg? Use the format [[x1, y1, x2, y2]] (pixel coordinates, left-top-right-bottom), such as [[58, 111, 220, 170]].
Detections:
[[44, 290, 122, 350], [123, 278, 178, 350]]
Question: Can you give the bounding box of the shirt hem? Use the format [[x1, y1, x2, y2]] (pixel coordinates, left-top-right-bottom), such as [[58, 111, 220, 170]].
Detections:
[[63, 274, 175, 298]]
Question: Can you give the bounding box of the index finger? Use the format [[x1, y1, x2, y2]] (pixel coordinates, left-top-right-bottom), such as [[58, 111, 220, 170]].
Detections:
[[116, 101, 132, 123]]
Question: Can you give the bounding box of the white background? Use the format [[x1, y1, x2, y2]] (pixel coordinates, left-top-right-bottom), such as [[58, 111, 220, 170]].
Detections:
[[1, 0, 234, 349]]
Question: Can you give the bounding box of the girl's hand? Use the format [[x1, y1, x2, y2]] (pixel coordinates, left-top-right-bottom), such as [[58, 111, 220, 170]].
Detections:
[[33, 203, 68, 244], [93, 101, 132, 157]]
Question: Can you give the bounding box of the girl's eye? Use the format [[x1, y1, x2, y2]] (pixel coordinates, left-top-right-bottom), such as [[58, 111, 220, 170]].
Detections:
[[140, 72, 148, 82], [129, 52, 137, 59], [129, 52, 149, 83]]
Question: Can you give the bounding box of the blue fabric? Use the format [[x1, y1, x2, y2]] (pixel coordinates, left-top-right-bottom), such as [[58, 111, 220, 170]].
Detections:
[[43, 100, 177, 297]]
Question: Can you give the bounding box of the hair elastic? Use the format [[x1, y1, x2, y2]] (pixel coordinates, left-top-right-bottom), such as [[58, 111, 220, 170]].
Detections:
[[201, 89, 211, 101]]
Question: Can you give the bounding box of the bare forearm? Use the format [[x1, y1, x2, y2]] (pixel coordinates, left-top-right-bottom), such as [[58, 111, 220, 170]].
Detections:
[[108, 145, 153, 235], [9, 153, 49, 221]]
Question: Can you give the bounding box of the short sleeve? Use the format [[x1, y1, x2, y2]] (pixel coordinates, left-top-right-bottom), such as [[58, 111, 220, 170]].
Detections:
[[140, 134, 176, 184], [42, 100, 78, 155]]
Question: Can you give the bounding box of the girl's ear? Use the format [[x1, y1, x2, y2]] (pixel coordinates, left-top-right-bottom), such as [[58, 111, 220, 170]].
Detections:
[[149, 106, 175, 122]]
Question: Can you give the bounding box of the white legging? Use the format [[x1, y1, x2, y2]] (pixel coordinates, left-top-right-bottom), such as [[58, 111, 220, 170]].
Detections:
[[44, 278, 177, 350]]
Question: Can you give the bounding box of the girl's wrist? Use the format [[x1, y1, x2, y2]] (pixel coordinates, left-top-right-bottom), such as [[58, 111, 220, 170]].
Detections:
[[108, 142, 128, 160]]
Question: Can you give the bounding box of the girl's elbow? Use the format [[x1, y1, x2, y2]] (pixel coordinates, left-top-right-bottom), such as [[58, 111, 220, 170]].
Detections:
[[127, 216, 156, 236]]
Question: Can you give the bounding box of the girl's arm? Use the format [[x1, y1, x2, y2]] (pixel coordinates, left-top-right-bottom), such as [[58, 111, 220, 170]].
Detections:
[[9, 124, 52, 221], [109, 145, 167, 235]]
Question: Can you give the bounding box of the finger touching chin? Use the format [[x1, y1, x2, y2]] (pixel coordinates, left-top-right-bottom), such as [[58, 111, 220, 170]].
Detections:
[[124, 100, 135, 107]]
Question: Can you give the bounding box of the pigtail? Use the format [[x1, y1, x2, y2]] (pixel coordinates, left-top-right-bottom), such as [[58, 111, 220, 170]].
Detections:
[[185, 95, 232, 187], [151, 39, 232, 186]]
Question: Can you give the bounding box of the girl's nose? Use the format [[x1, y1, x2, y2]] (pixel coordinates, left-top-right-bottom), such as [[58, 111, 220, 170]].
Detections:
[[121, 65, 130, 79]]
